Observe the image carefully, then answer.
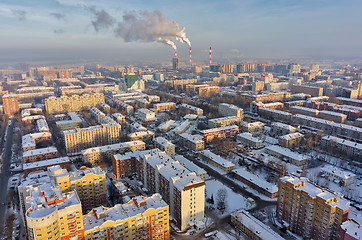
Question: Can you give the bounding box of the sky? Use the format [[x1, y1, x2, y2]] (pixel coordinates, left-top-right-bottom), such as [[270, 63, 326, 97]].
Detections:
[[0, 0, 362, 65]]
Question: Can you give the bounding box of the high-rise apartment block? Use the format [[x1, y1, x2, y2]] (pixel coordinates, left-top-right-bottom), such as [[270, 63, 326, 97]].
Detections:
[[2, 94, 19, 116], [83, 194, 169, 240], [45, 93, 105, 114], [277, 176, 350, 240], [63, 123, 121, 154]]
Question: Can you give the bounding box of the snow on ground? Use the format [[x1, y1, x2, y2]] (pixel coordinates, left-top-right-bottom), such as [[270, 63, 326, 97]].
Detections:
[[205, 179, 252, 215], [196, 157, 228, 175]]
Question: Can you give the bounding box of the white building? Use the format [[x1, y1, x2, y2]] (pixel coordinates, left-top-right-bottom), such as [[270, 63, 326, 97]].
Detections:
[[174, 155, 207, 180], [136, 108, 156, 121], [241, 121, 264, 135], [320, 165, 356, 186], [265, 145, 307, 166], [173, 120, 191, 134], [154, 137, 175, 156], [178, 133, 204, 151], [157, 120, 175, 133], [237, 132, 263, 149]]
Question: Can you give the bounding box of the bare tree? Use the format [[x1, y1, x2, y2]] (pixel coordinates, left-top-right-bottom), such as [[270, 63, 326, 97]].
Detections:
[[216, 188, 228, 212]]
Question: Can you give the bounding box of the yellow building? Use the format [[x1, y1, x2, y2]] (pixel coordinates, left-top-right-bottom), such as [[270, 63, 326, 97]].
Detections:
[[83, 194, 169, 240], [25, 185, 84, 240], [277, 176, 350, 240], [45, 93, 105, 114]]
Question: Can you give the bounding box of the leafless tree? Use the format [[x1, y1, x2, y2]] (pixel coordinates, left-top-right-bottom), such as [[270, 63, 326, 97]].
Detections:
[[216, 188, 228, 212]]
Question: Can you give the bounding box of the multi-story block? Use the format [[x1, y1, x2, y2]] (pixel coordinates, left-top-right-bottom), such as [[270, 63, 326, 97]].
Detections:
[[208, 116, 241, 128], [339, 219, 361, 240], [63, 123, 121, 154], [258, 107, 292, 123], [231, 210, 285, 240], [320, 165, 356, 186], [237, 132, 263, 149], [136, 108, 156, 121], [154, 137, 175, 156], [36, 118, 49, 132], [174, 155, 207, 180], [25, 186, 84, 240], [199, 125, 239, 142], [178, 133, 204, 151], [128, 130, 155, 142], [157, 120, 176, 133], [45, 93, 105, 114], [173, 120, 191, 134], [218, 103, 244, 118], [240, 121, 264, 135], [2, 94, 19, 116], [199, 150, 235, 172], [154, 102, 176, 112], [82, 140, 145, 166], [321, 135, 361, 159], [23, 157, 70, 177], [112, 152, 137, 179], [277, 176, 350, 240], [111, 113, 126, 124], [290, 85, 323, 97], [55, 112, 83, 130], [271, 122, 297, 136], [278, 132, 304, 148], [83, 194, 169, 240], [290, 106, 319, 117], [319, 110, 347, 123], [179, 104, 203, 116], [23, 146, 58, 163], [22, 132, 52, 152]]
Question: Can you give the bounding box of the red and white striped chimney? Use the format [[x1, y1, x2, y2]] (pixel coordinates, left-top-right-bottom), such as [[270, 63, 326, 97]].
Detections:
[[190, 47, 192, 65], [209, 47, 212, 65], [175, 49, 177, 58]]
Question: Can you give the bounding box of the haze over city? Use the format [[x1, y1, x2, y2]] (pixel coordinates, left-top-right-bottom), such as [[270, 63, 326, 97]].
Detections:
[[1, 0, 362, 66]]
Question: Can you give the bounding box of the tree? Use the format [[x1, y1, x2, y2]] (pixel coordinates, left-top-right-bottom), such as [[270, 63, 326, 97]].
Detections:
[[210, 194, 214, 205], [216, 188, 228, 212]]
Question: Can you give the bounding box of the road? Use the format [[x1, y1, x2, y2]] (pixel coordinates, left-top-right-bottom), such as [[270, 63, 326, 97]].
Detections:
[[0, 119, 14, 235]]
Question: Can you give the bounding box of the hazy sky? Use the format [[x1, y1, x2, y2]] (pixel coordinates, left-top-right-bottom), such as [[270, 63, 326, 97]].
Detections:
[[1, 0, 362, 65]]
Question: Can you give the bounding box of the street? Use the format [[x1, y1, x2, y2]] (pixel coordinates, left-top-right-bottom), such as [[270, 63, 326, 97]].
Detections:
[[0, 119, 14, 236]]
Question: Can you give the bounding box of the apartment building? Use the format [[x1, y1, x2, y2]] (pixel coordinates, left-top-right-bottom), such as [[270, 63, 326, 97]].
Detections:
[[23, 146, 58, 163], [112, 152, 137, 179], [45, 93, 105, 114], [22, 132, 52, 151], [265, 145, 307, 166], [154, 137, 175, 156], [290, 106, 319, 117], [208, 116, 241, 128], [240, 121, 264, 135], [231, 210, 285, 240], [271, 122, 297, 136], [113, 99, 134, 114], [154, 102, 176, 112], [55, 112, 83, 130], [199, 125, 239, 142], [137, 150, 205, 231], [258, 107, 292, 123], [136, 108, 156, 121], [339, 219, 362, 240], [25, 186, 84, 240], [128, 130, 155, 142], [178, 133, 205, 151], [320, 165, 356, 186], [83, 194, 169, 240], [237, 132, 263, 149], [290, 84, 323, 97], [198, 86, 219, 98], [218, 103, 244, 118], [112, 113, 126, 124], [157, 120, 176, 133], [23, 157, 70, 177], [173, 155, 207, 180], [82, 140, 145, 166], [173, 120, 191, 134], [278, 132, 304, 148], [63, 123, 121, 154], [277, 176, 350, 240], [321, 135, 362, 159], [319, 110, 347, 123], [2, 94, 19, 116], [36, 119, 49, 132], [199, 150, 235, 172], [179, 103, 203, 116]]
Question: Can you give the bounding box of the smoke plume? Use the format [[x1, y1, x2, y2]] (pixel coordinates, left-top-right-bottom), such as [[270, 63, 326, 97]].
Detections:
[[89, 7, 115, 32], [115, 10, 191, 51]]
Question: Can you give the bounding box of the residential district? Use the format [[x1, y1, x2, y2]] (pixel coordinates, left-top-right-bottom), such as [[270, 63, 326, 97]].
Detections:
[[0, 62, 361, 240]]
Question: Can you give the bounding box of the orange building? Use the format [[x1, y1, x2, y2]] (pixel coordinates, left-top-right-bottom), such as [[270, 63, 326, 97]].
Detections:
[[2, 94, 19, 116]]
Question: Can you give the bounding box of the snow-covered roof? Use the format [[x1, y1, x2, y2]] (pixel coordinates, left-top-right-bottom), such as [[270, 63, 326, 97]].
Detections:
[[56, 112, 82, 125], [158, 161, 190, 180], [22, 132, 52, 148], [322, 135, 361, 150], [173, 120, 191, 134], [23, 157, 70, 170], [179, 133, 204, 144], [238, 132, 263, 143], [83, 193, 167, 231], [37, 118, 49, 131], [231, 210, 285, 240], [154, 137, 174, 147], [23, 146, 58, 158], [293, 114, 334, 125], [209, 116, 241, 123], [180, 103, 202, 111], [331, 122, 362, 134], [233, 168, 278, 194], [291, 106, 319, 114], [174, 155, 206, 176], [271, 122, 296, 131], [200, 150, 235, 168], [279, 132, 304, 140], [319, 110, 347, 118], [320, 165, 356, 180], [259, 107, 292, 116], [22, 115, 45, 122], [200, 125, 239, 134], [340, 219, 361, 238], [265, 145, 306, 162], [69, 166, 105, 181], [82, 141, 145, 155], [172, 172, 204, 192], [157, 120, 175, 131], [128, 130, 154, 139], [242, 121, 264, 128], [137, 108, 154, 115]]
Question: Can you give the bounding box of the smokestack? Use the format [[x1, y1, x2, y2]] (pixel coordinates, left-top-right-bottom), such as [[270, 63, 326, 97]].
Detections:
[[190, 47, 192, 66], [175, 49, 178, 59], [209, 47, 212, 65]]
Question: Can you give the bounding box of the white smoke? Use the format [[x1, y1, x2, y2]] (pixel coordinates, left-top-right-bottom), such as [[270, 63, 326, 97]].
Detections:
[[115, 10, 191, 51]]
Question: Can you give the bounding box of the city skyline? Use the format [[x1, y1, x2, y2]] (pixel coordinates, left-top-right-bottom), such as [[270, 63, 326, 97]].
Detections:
[[1, 0, 362, 65]]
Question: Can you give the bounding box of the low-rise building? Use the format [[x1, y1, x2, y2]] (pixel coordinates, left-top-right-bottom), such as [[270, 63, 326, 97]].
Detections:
[[199, 150, 235, 172], [240, 121, 264, 135], [178, 133, 204, 151], [128, 130, 155, 142], [237, 132, 263, 149], [173, 120, 191, 134], [23, 146, 58, 163], [231, 210, 285, 240], [111, 113, 126, 124], [319, 110, 347, 123], [258, 107, 292, 123], [36, 118, 49, 132], [23, 157, 71, 177], [340, 219, 362, 240], [321, 135, 362, 159], [320, 165, 356, 186], [199, 125, 239, 142], [270, 122, 297, 136], [232, 168, 278, 198], [278, 132, 304, 148], [136, 108, 156, 121], [290, 106, 319, 117], [265, 145, 307, 166], [208, 116, 241, 128], [154, 102, 176, 112], [154, 137, 175, 156], [22, 132, 52, 152], [179, 103, 203, 116], [218, 103, 244, 118], [83, 194, 169, 240], [55, 112, 83, 130], [157, 120, 175, 132]]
